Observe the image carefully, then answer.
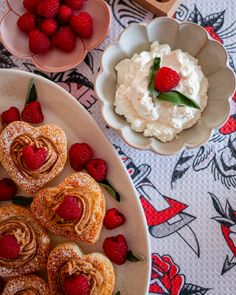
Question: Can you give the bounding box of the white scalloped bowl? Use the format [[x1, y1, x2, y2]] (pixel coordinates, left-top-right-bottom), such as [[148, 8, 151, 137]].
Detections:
[[95, 17, 236, 155]]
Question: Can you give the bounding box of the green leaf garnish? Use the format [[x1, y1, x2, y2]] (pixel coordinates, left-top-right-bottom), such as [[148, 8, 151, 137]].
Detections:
[[25, 78, 37, 105], [114, 291, 121, 295], [126, 250, 140, 262], [12, 196, 33, 207], [148, 57, 160, 98], [99, 180, 121, 202], [158, 91, 200, 109]]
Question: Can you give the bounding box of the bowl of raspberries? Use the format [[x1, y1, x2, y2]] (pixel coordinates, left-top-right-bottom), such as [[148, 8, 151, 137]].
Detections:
[[0, 0, 111, 72]]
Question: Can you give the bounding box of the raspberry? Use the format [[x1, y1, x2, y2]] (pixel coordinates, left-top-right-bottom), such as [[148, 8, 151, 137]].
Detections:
[[17, 12, 36, 34], [103, 234, 128, 265], [2, 107, 20, 124], [0, 178, 17, 201], [154, 67, 180, 92], [23, 0, 42, 13], [58, 5, 73, 24], [64, 0, 84, 10], [56, 195, 82, 221], [22, 145, 48, 170], [70, 12, 93, 38], [0, 235, 21, 259], [21, 101, 44, 124], [37, 0, 59, 18], [28, 30, 51, 54], [86, 159, 107, 182], [52, 26, 76, 52], [69, 143, 93, 171], [63, 274, 89, 295], [40, 18, 58, 36], [103, 208, 126, 230]]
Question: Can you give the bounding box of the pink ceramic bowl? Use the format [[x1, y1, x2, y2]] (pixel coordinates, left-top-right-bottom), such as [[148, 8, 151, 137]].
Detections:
[[0, 0, 111, 72]]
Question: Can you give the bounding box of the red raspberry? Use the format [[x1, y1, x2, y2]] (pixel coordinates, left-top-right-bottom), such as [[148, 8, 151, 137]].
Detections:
[[64, 0, 84, 10], [22, 145, 48, 170], [69, 143, 93, 171], [0, 178, 17, 201], [52, 26, 76, 52], [23, 0, 42, 13], [17, 12, 36, 34], [103, 234, 128, 265], [154, 67, 180, 92], [0, 235, 21, 259], [28, 30, 51, 54], [21, 101, 44, 124], [40, 18, 58, 36], [70, 12, 93, 38], [2, 107, 20, 124], [56, 195, 82, 221], [58, 5, 73, 24], [86, 159, 107, 182], [63, 274, 89, 295], [103, 208, 126, 230], [37, 0, 59, 18]]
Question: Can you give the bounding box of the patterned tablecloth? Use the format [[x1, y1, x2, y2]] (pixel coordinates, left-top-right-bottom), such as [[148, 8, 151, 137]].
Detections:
[[1, 0, 236, 294]]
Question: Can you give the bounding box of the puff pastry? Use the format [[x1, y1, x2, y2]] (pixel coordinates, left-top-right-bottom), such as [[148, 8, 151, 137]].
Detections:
[[2, 275, 50, 295], [31, 172, 105, 244], [0, 121, 67, 195], [47, 242, 115, 295], [0, 205, 50, 278]]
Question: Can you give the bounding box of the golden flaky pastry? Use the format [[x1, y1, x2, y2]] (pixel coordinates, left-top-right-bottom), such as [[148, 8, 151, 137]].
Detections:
[[2, 275, 50, 295], [47, 242, 115, 295], [31, 172, 105, 244], [0, 121, 67, 195], [0, 205, 50, 278]]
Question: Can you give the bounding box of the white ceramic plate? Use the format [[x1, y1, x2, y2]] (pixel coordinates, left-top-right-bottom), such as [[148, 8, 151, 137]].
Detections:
[[0, 69, 151, 295]]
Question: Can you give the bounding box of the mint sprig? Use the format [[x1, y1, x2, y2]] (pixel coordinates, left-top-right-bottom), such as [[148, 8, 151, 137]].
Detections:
[[126, 250, 140, 262], [12, 196, 33, 207], [25, 78, 37, 105], [99, 179, 121, 202], [148, 57, 160, 98]]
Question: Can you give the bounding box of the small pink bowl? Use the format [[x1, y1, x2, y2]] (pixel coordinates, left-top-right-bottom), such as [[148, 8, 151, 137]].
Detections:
[[0, 0, 111, 72]]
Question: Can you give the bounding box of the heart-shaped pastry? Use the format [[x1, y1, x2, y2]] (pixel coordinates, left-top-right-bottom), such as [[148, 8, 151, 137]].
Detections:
[[47, 242, 115, 295], [31, 172, 105, 244], [0, 121, 67, 194]]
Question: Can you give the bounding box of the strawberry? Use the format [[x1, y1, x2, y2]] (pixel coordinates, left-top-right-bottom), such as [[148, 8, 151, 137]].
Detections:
[[52, 26, 76, 52], [17, 12, 36, 34], [37, 0, 59, 18], [22, 145, 48, 170], [28, 30, 51, 54], [0, 235, 21, 259], [58, 5, 73, 24], [86, 159, 107, 182], [56, 195, 82, 221], [21, 101, 44, 124], [103, 208, 126, 230], [69, 143, 93, 171], [64, 0, 84, 10], [2, 107, 20, 124], [70, 12, 93, 38], [0, 178, 17, 201], [103, 234, 128, 265], [63, 274, 90, 295], [154, 67, 180, 92], [40, 18, 58, 36], [23, 0, 42, 13]]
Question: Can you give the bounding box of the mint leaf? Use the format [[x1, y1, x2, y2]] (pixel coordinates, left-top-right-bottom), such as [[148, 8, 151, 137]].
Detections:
[[25, 78, 37, 105], [158, 91, 200, 109], [99, 180, 121, 202], [148, 57, 160, 97], [12, 196, 33, 206], [126, 250, 140, 262], [114, 292, 120, 295]]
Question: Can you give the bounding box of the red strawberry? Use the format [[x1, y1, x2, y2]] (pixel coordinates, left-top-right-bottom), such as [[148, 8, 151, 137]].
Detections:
[[56, 195, 82, 221], [0, 235, 21, 259], [21, 101, 44, 124], [40, 18, 58, 36], [17, 12, 36, 34], [28, 30, 51, 54], [69, 143, 93, 171], [52, 26, 76, 52], [103, 208, 126, 230], [22, 145, 48, 170], [2, 107, 20, 124], [154, 67, 180, 92], [23, 0, 42, 13], [70, 12, 93, 39], [63, 274, 89, 295], [64, 0, 84, 10], [37, 0, 59, 18], [0, 178, 17, 201], [103, 234, 128, 265], [58, 5, 73, 24], [86, 159, 107, 182]]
